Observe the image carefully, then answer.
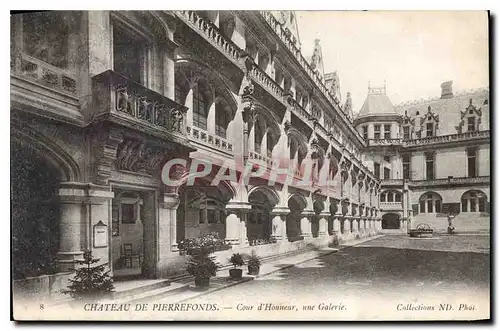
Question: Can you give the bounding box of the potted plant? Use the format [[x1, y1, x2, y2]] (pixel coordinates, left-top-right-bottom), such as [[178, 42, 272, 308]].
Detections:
[[181, 233, 224, 290], [228, 253, 244, 280], [247, 250, 261, 276], [186, 250, 219, 290]]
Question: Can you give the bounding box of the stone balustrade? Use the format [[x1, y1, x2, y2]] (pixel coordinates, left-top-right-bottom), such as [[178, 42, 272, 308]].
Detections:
[[249, 150, 273, 168], [186, 126, 234, 154], [381, 179, 404, 186], [367, 138, 403, 147], [258, 11, 365, 144], [409, 176, 490, 187], [177, 10, 242, 62], [91, 70, 187, 136], [249, 62, 285, 100], [403, 130, 489, 147], [12, 52, 77, 96], [380, 201, 403, 211]]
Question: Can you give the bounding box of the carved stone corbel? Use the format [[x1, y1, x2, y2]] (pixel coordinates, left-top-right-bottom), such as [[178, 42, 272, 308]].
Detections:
[[91, 125, 124, 185]]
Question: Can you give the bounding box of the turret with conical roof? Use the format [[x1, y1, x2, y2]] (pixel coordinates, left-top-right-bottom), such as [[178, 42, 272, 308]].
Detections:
[[354, 82, 402, 142]]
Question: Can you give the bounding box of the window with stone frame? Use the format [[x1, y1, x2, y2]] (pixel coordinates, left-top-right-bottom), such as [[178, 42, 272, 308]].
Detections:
[[383, 167, 391, 179], [402, 154, 411, 179], [461, 190, 487, 213], [425, 152, 435, 180], [113, 20, 149, 85], [384, 124, 391, 139], [403, 126, 410, 140], [192, 85, 210, 130], [362, 126, 368, 140], [374, 124, 381, 139], [467, 147, 478, 178], [419, 192, 442, 213]]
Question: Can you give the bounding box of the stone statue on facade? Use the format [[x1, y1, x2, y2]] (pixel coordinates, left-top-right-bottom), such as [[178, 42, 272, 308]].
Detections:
[[329, 71, 341, 102]]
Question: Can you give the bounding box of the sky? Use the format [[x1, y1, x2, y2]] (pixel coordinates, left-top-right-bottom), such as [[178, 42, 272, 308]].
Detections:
[[295, 11, 489, 115]]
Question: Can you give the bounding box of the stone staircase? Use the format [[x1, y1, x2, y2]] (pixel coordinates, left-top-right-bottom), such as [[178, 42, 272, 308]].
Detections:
[[112, 279, 190, 304]]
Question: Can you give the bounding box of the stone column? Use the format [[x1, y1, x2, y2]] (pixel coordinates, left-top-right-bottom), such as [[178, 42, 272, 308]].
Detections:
[[57, 191, 84, 272], [318, 215, 328, 237], [162, 40, 178, 100], [300, 211, 313, 238], [225, 211, 241, 246], [57, 182, 114, 272], [343, 217, 351, 237], [226, 203, 251, 246], [271, 207, 289, 242], [332, 215, 341, 234], [160, 193, 180, 252]]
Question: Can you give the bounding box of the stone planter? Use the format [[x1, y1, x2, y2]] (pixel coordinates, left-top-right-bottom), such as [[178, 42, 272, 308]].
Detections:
[[229, 268, 243, 280], [409, 229, 434, 238], [248, 265, 260, 276], [194, 277, 210, 290]]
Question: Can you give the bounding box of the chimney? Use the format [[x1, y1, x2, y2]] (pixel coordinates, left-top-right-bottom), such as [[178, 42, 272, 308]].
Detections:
[[441, 81, 453, 99]]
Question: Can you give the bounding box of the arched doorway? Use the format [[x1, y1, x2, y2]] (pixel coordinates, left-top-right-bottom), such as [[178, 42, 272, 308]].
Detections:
[[382, 213, 400, 229], [176, 178, 234, 241], [248, 187, 278, 244], [11, 140, 61, 279]]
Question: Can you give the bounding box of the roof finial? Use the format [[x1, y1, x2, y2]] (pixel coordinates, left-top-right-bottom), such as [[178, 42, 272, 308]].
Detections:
[[368, 80, 371, 90], [384, 79, 387, 94]]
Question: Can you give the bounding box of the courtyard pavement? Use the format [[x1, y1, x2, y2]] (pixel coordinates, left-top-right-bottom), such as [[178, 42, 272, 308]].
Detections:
[[161, 234, 490, 321]]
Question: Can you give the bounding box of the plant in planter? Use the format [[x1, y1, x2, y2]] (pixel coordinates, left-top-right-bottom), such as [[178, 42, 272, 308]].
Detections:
[[181, 233, 223, 290], [229, 253, 244, 280], [186, 250, 219, 289], [247, 250, 262, 276]]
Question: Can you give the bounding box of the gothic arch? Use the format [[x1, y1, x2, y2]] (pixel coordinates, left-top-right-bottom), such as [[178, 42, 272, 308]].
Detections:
[[287, 193, 308, 211], [175, 58, 238, 117], [248, 185, 280, 208], [11, 123, 81, 183]]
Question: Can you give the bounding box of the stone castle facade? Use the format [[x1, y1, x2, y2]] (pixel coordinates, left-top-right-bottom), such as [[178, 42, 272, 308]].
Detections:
[[11, 11, 489, 299]]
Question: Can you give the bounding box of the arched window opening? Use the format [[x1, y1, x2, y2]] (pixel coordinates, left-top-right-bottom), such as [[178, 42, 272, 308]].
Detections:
[[395, 193, 402, 202], [461, 190, 487, 213], [419, 192, 442, 214]]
